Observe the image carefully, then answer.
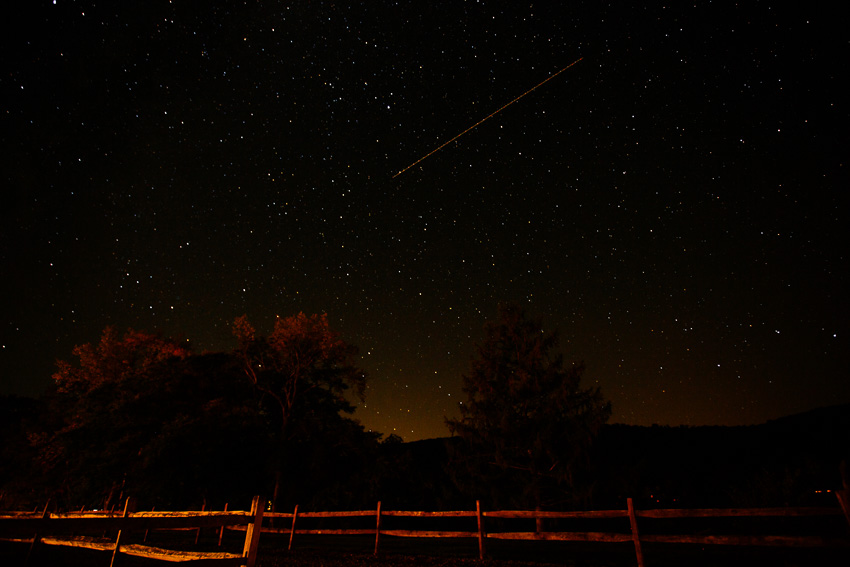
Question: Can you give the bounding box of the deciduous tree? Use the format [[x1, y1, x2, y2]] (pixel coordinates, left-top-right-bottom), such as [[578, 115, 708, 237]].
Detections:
[[38, 328, 192, 508], [232, 313, 366, 513]]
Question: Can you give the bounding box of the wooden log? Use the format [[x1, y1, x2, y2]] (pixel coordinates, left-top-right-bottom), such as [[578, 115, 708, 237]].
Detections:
[[121, 543, 245, 564]]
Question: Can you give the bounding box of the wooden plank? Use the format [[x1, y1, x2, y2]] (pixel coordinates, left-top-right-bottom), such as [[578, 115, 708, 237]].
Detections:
[[381, 530, 479, 538], [263, 512, 294, 519], [292, 529, 376, 535], [486, 531, 633, 543], [637, 506, 842, 519], [381, 510, 478, 518], [483, 509, 628, 519], [641, 534, 850, 547], [1, 513, 253, 534], [0, 537, 33, 544], [294, 510, 377, 518]]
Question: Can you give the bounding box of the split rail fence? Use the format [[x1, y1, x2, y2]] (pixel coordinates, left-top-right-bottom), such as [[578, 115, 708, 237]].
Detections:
[[0, 495, 263, 567], [2, 490, 849, 566], [266, 489, 850, 567]]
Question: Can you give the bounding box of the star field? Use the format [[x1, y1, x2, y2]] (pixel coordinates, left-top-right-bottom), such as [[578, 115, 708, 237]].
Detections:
[[2, 1, 847, 440]]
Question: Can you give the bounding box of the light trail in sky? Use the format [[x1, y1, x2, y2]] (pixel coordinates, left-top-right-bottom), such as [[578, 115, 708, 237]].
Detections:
[[392, 57, 583, 179]]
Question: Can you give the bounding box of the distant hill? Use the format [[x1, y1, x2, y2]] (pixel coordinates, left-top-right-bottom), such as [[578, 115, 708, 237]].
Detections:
[[593, 403, 850, 507], [398, 404, 850, 509]]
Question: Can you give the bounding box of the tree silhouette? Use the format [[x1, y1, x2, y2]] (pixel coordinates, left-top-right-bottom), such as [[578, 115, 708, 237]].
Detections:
[[447, 304, 610, 511], [37, 328, 193, 508], [232, 313, 366, 514]]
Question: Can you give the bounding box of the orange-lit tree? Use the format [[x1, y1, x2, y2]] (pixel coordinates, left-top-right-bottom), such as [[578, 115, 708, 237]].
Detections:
[[38, 328, 194, 509], [232, 313, 366, 513], [447, 304, 610, 512]]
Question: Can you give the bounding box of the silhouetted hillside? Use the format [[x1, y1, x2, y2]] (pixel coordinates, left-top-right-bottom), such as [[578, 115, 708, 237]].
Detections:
[[400, 404, 850, 510], [591, 403, 850, 508]]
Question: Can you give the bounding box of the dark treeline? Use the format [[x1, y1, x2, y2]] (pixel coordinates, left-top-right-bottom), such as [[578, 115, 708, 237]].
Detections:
[[344, 403, 850, 512], [3, 395, 848, 513], [1, 308, 849, 514]]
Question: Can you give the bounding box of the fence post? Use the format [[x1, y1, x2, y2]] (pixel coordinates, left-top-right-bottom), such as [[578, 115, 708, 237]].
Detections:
[[25, 500, 50, 565], [288, 504, 299, 551], [109, 497, 132, 567], [374, 501, 382, 556], [476, 500, 486, 560], [627, 498, 645, 567], [837, 489, 850, 533], [144, 506, 154, 542], [218, 503, 228, 547], [194, 502, 206, 545], [242, 496, 264, 567]]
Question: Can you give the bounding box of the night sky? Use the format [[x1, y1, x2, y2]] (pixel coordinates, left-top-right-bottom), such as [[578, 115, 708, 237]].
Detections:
[[2, 1, 847, 441]]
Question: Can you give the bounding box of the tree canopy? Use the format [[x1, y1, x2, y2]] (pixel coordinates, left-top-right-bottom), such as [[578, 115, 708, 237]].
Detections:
[[232, 312, 366, 437], [232, 313, 368, 512], [19, 316, 374, 511], [447, 304, 611, 509]]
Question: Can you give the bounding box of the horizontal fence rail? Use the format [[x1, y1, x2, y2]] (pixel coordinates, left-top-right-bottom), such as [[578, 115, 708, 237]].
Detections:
[[3, 490, 849, 567], [262, 490, 850, 567], [0, 495, 263, 567]]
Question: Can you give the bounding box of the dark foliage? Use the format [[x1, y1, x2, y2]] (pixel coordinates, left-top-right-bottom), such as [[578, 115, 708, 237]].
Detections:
[[4, 320, 378, 512], [2, 314, 848, 514], [446, 305, 611, 510]]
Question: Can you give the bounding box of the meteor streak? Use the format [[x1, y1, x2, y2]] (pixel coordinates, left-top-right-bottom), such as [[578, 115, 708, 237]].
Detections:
[[392, 57, 583, 179]]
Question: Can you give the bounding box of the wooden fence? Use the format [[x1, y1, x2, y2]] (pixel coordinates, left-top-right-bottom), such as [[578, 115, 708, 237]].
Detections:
[[0, 495, 263, 567], [3, 491, 849, 566], [264, 490, 850, 567]]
